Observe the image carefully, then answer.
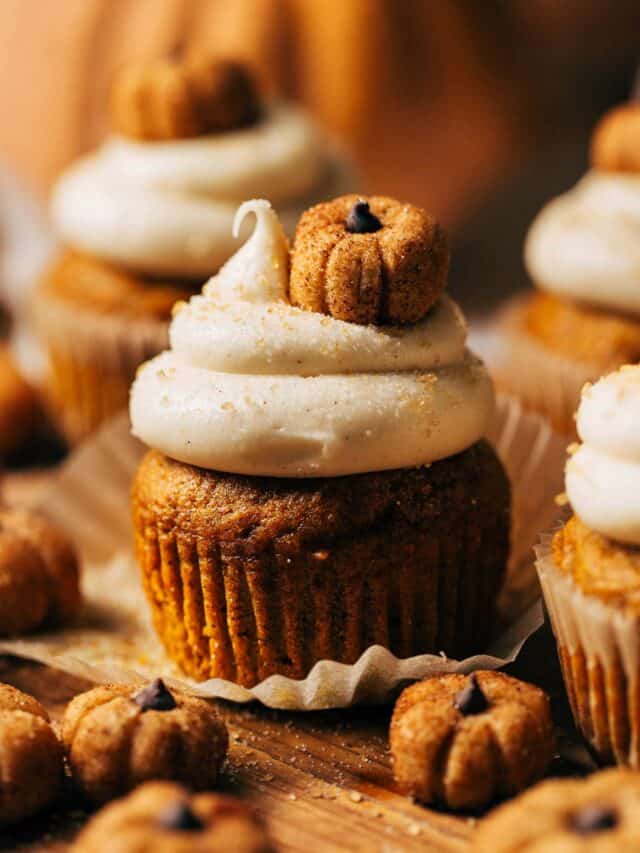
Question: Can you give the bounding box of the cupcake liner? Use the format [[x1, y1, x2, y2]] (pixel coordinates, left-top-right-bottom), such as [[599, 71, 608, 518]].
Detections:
[[133, 489, 507, 687], [32, 289, 169, 444], [536, 535, 640, 767], [478, 295, 596, 436], [0, 394, 565, 710]]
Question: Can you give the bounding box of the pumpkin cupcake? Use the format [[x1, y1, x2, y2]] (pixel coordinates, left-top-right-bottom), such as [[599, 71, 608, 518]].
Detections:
[[130, 195, 510, 688], [495, 101, 640, 434], [537, 364, 640, 767], [34, 54, 355, 444]]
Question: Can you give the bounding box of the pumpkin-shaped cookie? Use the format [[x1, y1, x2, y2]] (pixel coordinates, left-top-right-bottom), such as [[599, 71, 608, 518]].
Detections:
[[390, 671, 555, 811], [473, 769, 640, 852], [289, 194, 449, 325], [591, 103, 640, 173], [0, 507, 81, 635], [0, 683, 64, 826], [62, 680, 228, 805], [72, 781, 273, 853], [110, 54, 260, 141]]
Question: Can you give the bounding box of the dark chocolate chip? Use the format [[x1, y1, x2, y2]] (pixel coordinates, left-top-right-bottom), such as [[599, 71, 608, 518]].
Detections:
[[453, 674, 489, 716], [345, 200, 382, 234], [158, 800, 204, 832], [571, 805, 618, 835], [133, 678, 177, 712]]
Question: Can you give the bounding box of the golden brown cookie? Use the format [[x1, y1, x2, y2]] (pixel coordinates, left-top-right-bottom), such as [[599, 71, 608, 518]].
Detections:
[[62, 680, 228, 805], [591, 102, 640, 173], [72, 781, 273, 853], [289, 195, 449, 325], [473, 769, 640, 851], [110, 54, 260, 142], [0, 507, 81, 635], [390, 671, 555, 811], [0, 682, 64, 826]]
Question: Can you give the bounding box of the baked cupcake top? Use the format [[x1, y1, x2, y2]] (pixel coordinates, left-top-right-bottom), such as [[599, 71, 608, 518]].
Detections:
[[50, 55, 350, 279], [525, 101, 640, 317], [566, 364, 640, 545], [130, 197, 494, 477]]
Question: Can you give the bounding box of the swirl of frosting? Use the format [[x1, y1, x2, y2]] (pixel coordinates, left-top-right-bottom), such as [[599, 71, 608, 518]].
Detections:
[[525, 171, 640, 316], [51, 103, 350, 278], [130, 200, 494, 478], [566, 365, 640, 545]]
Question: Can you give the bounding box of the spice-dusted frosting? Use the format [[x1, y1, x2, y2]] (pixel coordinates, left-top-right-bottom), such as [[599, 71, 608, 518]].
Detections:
[[525, 171, 640, 316], [51, 103, 349, 278], [130, 200, 494, 477], [567, 365, 640, 545]]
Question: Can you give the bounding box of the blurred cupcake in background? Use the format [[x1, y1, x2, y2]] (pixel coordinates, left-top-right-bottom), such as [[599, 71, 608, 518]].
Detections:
[[493, 101, 640, 434], [33, 52, 356, 444], [537, 365, 640, 767]]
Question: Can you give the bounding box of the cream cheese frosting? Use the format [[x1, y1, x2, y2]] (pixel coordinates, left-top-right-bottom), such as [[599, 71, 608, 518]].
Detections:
[[51, 103, 351, 278], [130, 199, 495, 477], [567, 365, 640, 545], [525, 171, 640, 316]]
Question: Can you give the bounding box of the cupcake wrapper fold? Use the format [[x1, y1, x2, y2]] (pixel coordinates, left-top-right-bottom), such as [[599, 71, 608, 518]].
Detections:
[[491, 297, 595, 436], [536, 536, 640, 767], [32, 290, 168, 444], [135, 511, 507, 687]]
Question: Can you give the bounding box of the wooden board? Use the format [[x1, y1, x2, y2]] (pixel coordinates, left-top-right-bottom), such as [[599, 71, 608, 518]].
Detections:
[[0, 472, 590, 853]]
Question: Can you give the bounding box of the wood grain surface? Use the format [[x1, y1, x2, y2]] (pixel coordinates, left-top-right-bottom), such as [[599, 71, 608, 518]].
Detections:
[[0, 469, 590, 853]]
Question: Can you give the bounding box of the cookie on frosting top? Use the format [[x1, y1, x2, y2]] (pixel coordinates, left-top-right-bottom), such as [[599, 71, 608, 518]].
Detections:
[[130, 197, 494, 477]]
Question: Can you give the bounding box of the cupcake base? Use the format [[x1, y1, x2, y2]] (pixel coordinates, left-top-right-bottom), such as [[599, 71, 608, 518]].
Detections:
[[131, 442, 510, 687], [33, 252, 197, 444], [493, 293, 640, 435], [537, 520, 640, 767]]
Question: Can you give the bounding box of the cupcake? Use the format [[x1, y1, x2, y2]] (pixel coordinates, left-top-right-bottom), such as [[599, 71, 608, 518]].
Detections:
[[537, 364, 640, 766], [495, 101, 640, 434], [34, 54, 355, 444], [130, 195, 510, 688]]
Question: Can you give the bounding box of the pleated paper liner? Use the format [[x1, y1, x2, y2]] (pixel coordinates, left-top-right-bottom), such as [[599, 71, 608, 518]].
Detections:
[[479, 295, 597, 437], [32, 288, 170, 445], [0, 394, 566, 710], [536, 534, 640, 768]]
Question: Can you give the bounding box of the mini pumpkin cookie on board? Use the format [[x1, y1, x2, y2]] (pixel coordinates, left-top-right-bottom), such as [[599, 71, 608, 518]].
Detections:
[[0, 682, 64, 826], [62, 679, 228, 805], [72, 781, 274, 853], [390, 671, 555, 811], [473, 768, 640, 851], [289, 194, 449, 325], [0, 506, 81, 635]]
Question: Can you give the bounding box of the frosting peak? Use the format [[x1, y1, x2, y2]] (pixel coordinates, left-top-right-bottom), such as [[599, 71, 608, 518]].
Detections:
[[131, 201, 494, 477], [567, 365, 640, 545], [203, 200, 289, 304]]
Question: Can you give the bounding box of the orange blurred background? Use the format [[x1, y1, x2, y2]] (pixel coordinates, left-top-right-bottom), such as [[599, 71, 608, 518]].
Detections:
[[0, 0, 637, 308]]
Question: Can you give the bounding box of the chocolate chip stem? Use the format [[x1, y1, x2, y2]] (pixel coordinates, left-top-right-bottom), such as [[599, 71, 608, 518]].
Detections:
[[133, 678, 177, 712], [158, 800, 204, 832], [571, 804, 618, 835], [345, 200, 382, 234], [453, 674, 489, 716]]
